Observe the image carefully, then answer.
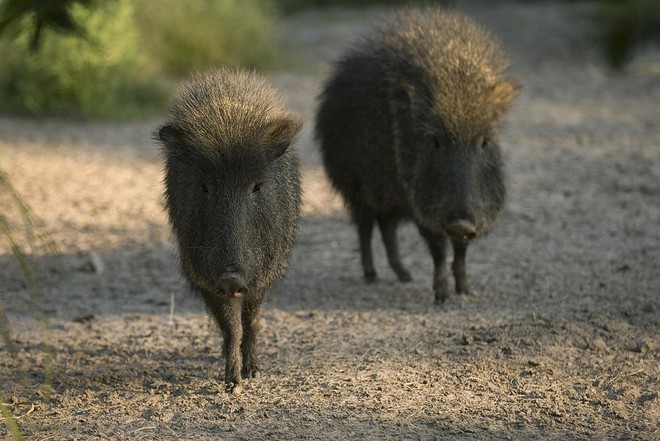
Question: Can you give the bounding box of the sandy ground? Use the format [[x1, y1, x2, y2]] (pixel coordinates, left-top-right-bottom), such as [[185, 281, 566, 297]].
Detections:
[[1, 1, 659, 439]]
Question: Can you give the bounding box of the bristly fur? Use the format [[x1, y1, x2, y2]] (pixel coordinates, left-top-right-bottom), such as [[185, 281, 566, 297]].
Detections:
[[157, 67, 302, 391], [370, 8, 514, 141], [165, 68, 284, 152], [316, 6, 519, 302]]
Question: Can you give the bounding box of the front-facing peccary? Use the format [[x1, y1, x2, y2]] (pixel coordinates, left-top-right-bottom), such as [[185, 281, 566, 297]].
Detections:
[[316, 8, 520, 303], [158, 69, 302, 393]]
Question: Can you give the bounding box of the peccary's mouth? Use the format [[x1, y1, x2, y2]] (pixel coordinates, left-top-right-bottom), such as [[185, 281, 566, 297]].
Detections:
[[216, 271, 248, 299], [218, 289, 246, 299], [444, 219, 478, 243], [453, 234, 474, 243]]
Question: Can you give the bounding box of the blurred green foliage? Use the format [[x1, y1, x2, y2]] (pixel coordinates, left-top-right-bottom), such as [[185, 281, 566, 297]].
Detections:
[[1, 168, 63, 439], [0, 0, 281, 118], [514, 0, 659, 69], [0, 0, 95, 51], [591, 0, 660, 69], [135, 0, 281, 77], [275, 0, 449, 13], [0, 0, 164, 118], [0, 0, 656, 118]]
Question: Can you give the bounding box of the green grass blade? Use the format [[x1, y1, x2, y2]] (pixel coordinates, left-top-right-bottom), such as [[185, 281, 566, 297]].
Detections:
[[0, 397, 24, 441]]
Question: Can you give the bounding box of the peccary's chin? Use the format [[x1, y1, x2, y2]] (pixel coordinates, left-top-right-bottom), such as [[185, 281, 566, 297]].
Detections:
[[412, 201, 495, 242], [175, 235, 249, 294]]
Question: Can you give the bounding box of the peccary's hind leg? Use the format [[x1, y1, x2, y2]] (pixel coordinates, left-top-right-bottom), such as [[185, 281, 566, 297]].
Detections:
[[206, 296, 243, 393], [353, 205, 377, 283], [241, 299, 261, 379], [418, 226, 449, 304], [377, 215, 412, 282], [451, 239, 470, 295]]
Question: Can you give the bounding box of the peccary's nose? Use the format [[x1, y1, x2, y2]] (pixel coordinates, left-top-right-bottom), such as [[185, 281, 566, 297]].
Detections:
[[445, 220, 477, 241], [218, 272, 248, 298]]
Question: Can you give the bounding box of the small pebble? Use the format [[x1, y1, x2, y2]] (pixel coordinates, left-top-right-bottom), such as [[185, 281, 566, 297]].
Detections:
[[589, 337, 608, 352], [634, 339, 652, 354]]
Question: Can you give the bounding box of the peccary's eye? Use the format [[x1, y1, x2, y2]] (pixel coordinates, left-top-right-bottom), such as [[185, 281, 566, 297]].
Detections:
[[481, 137, 490, 148], [433, 138, 441, 149], [201, 183, 209, 194], [253, 183, 262, 193]]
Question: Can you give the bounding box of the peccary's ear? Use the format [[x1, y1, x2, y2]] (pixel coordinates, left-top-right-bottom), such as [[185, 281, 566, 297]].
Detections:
[[264, 113, 302, 158], [158, 124, 183, 147], [402, 82, 425, 121], [388, 81, 427, 121], [490, 78, 522, 115]]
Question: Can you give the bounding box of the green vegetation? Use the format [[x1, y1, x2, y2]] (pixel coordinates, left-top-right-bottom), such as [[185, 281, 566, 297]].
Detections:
[[514, 0, 659, 70], [0, 0, 163, 118], [0, 169, 63, 440], [1, 0, 655, 119], [0, 0, 281, 119], [275, 0, 451, 13], [0, 0, 95, 51], [276, 0, 422, 13], [136, 0, 280, 77], [591, 0, 660, 69], [0, 399, 23, 441]]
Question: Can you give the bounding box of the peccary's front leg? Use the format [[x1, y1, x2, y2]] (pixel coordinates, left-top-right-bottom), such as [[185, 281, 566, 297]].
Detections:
[[353, 205, 377, 283], [207, 297, 243, 393], [378, 215, 412, 282], [418, 226, 449, 303], [241, 299, 261, 379], [451, 239, 470, 295]]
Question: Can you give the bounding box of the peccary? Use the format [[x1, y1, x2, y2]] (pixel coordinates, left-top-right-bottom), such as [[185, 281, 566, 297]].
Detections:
[[316, 8, 520, 303], [158, 69, 302, 393]]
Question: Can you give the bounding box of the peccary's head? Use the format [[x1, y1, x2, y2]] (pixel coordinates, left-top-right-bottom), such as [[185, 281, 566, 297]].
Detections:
[[384, 9, 520, 242], [391, 78, 519, 242], [158, 69, 302, 298]]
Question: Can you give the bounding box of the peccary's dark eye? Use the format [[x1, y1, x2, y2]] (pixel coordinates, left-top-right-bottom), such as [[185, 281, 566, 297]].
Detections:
[[201, 183, 209, 194], [481, 137, 490, 148], [253, 183, 262, 193], [433, 138, 441, 149]]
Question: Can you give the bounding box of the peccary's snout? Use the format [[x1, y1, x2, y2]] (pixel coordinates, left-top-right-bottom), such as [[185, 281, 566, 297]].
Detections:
[[218, 272, 248, 298], [445, 219, 477, 242]]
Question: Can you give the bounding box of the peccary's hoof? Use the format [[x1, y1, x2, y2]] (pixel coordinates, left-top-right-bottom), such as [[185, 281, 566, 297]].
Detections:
[[242, 367, 261, 380], [455, 282, 472, 295], [397, 271, 413, 283], [434, 288, 449, 305], [364, 271, 377, 284], [457, 288, 477, 296], [226, 381, 244, 395]]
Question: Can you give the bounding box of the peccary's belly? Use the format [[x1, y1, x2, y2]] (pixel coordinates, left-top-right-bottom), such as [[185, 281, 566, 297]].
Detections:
[[358, 166, 409, 214], [346, 134, 409, 215]]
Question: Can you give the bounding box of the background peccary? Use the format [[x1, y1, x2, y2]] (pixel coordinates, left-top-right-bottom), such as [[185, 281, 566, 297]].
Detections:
[[316, 8, 520, 304], [158, 68, 302, 393]]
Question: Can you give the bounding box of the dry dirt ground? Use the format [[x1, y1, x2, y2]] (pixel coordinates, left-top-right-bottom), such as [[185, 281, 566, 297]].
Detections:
[[1, 1, 659, 440]]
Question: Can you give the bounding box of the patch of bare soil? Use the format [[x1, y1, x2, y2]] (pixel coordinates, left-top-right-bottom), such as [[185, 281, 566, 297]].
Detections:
[[1, 1, 658, 439]]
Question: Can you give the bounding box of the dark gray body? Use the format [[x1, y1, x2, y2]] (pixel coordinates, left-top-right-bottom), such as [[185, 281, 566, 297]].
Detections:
[[316, 8, 520, 303], [158, 69, 302, 392]]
